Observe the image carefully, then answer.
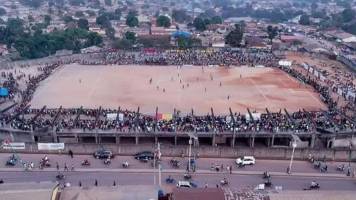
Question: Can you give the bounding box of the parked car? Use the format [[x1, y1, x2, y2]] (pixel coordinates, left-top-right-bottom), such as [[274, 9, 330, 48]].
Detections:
[[5, 154, 18, 166], [176, 181, 198, 188], [134, 151, 154, 161], [93, 150, 113, 159], [236, 156, 256, 166]]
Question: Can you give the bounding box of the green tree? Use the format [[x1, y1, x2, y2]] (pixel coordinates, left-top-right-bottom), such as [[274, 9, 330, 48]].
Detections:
[[210, 16, 223, 24], [125, 31, 136, 42], [86, 32, 103, 46], [78, 18, 89, 30], [193, 17, 206, 31], [105, 27, 115, 39], [177, 36, 201, 48], [342, 22, 356, 35], [69, 0, 85, 6], [126, 13, 139, 27], [225, 23, 244, 47], [0, 7, 6, 16], [20, 0, 44, 8], [341, 8, 355, 23], [114, 8, 121, 20], [96, 14, 111, 28], [156, 15, 171, 28], [299, 14, 310, 25], [86, 10, 96, 17], [75, 11, 84, 18], [104, 0, 112, 6], [44, 15, 51, 26], [267, 25, 278, 44], [113, 38, 133, 49], [28, 15, 34, 23], [63, 15, 74, 24], [172, 9, 190, 23]]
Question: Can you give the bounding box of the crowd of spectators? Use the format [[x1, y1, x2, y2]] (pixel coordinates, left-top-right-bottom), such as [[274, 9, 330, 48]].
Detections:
[[0, 49, 354, 135]]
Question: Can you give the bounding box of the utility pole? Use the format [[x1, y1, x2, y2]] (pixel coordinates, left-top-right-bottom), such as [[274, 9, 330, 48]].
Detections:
[[158, 142, 162, 186], [288, 141, 297, 174], [188, 137, 192, 172]]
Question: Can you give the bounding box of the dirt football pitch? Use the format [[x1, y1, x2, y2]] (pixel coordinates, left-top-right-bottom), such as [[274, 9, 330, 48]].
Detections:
[[30, 64, 326, 115]]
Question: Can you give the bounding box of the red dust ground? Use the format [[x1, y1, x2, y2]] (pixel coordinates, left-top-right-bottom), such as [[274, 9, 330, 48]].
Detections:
[[30, 64, 326, 115]]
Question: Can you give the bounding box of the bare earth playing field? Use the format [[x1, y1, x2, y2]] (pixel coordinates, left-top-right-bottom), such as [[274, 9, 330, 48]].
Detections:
[[30, 64, 326, 115]]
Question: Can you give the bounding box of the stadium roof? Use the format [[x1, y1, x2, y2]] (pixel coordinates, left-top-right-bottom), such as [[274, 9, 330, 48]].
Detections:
[[59, 185, 158, 200], [171, 31, 191, 38]]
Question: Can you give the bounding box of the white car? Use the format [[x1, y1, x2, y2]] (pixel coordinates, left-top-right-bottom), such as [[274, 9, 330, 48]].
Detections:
[[176, 181, 192, 188], [236, 156, 256, 166]]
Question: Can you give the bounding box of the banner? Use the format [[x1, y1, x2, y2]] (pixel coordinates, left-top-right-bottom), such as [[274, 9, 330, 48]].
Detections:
[[2, 142, 25, 150], [245, 113, 261, 121], [38, 143, 64, 150], [162, 113, 173, 120], [156, 113, 172, 120], [106, 113, 117, 121], [118, 113, 124, 121]]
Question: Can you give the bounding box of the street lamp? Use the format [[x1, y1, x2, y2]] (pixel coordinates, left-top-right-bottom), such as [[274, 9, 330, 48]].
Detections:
[[348, 141, 352, 168], [188, 138, 193, 172], [288, 141, 297, 174]]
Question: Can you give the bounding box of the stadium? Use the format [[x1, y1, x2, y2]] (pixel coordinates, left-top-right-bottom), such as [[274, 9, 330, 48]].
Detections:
[[0, 48, 354, 149]]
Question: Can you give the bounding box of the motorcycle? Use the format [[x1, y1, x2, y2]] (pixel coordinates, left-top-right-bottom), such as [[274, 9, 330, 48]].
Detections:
[[122, 161, 129, 168], [56, 173, 65, 180], [310, 184, 320, 190], [183, 173, 192, 180], [263, 171, 271, 179], [170, 159, 180, 168], [81, 160, 90, 166], [39, 160, 51, 168], [313, 161, 321, 169], [165, 176, 176, 184], [220, 178, 229, 186], [104, 158, 111, 165], [264, 178, 272, 187], [336, 164, 344, 171]]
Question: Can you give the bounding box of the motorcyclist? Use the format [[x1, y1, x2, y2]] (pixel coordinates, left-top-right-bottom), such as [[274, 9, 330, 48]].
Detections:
[[222, 177, 228, 184], [43, 155, 48, 162], [123, 161, 129, 167], [311, 180, 318, 187], [83, 159, 90, 165]]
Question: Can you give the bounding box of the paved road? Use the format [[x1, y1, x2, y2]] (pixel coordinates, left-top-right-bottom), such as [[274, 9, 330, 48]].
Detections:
[[1, 171, 355, 191], [1, 153, 355, 191], [0, 153, 353, 175]]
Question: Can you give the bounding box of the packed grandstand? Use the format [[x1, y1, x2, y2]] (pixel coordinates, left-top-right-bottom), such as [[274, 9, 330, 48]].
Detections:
[[0, 49, 355, 135]]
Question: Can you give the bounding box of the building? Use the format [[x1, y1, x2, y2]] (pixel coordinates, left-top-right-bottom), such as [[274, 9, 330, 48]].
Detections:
[[169, 188, 225, 200], [58, 185, 159, 200]]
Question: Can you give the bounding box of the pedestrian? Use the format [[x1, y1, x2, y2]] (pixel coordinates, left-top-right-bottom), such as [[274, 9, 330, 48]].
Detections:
[[221, 164, 224, 172], [71, 164, 75, 171], [79, 181, 82, 187], [205, 182, 208, 188], [163, 88, 165, 93], [229, 165, 232, 174], [227, 95, 230, 100], [56, 162, 59, 171], [219, 82, 222, 87], [69, 149, 73, 158], [64, 163, 68, 171], [95, 179, 98, 186], [113, 181, 116, 186], [216, 184, 219, 188]]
